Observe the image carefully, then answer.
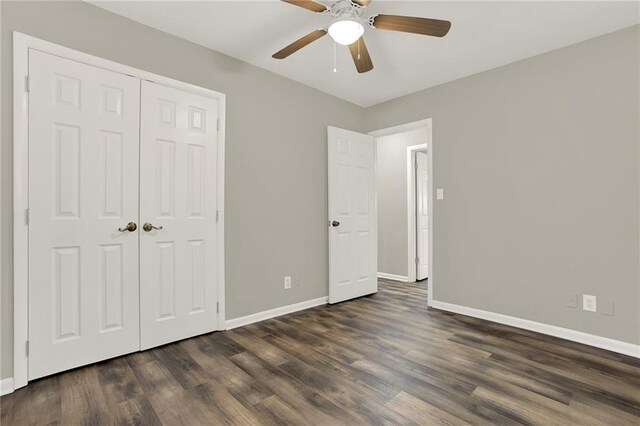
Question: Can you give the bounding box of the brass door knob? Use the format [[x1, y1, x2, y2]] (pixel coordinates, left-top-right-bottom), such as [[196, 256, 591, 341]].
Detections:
[[143, 222, 164, 232], [118, 222, 137, 232]]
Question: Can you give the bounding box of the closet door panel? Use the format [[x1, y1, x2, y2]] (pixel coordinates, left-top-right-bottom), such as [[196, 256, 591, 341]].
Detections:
[[28, 50, 141, 380], [139, 81, 219, 349]]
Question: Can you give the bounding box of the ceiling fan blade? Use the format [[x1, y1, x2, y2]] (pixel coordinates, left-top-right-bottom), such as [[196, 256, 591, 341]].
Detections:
[[348, 37, 373, 73], [281, 0, 328, 13], [352, 0, 372, 6], [372, 14, 451, 37], [272, 29, 328, 59]]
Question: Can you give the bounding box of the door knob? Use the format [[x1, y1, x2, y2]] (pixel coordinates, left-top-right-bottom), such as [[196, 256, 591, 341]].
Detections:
[[118, 222, 137, 232], [332, 221, 340, 227], [143, 222, 164, 232]]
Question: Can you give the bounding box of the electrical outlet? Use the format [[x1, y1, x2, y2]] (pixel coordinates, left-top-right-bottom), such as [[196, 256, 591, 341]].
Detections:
[[284, 276, 292, 289], [600, 300, 614, 317], [583, 294, 596, 312], [566, 293, 577, 308], [436, 188, 444, 200]]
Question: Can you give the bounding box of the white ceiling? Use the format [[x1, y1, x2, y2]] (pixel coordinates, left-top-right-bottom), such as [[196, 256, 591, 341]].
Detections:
[[91, 1, 640, 107]]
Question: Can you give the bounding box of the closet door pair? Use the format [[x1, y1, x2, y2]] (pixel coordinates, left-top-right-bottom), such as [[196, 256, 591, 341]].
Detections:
[[28, 50, 219, 380]]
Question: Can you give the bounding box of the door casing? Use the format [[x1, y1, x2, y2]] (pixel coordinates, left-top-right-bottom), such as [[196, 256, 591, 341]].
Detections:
[[12, 32, 226, 389]]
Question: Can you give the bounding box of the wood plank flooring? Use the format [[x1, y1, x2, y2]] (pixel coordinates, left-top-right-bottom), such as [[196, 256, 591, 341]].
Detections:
[[2, 279, 640, 425]]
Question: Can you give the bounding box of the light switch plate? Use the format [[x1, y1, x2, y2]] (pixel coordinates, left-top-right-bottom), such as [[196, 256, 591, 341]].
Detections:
[[583, 294, 596, 312], [436, 188, 444, 200]]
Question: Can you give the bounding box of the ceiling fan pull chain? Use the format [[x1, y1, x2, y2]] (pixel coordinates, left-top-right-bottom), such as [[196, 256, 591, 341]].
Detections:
[[333, 41, 337, 73], [357, 38, 361, 60]]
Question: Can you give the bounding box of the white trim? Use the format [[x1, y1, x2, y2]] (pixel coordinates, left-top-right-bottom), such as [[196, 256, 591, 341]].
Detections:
[[427, 136, 434, 308], [369, 119, 432, 138], [431, 300, 640, 359], [225, 297, 328, 330], [0, 11, 3, 398], [13, 31, 30, 390], [0, 378, 14, 396], [369, 119, 433, 306], [377, 272, 409, 282], [215, 88, 227, 332], [12, 32, 227, 389]]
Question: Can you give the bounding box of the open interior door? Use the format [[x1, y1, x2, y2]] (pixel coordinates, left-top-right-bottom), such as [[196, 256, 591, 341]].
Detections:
[[328, 126, 377, 304], [416, 151, 429, 280]]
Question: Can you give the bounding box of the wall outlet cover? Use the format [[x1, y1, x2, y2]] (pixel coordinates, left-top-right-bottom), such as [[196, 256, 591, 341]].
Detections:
[[284, 276, 292, 289], [582, 294, 596, 312], [436, 188, 444, 200], [565, 292, 577, 308]]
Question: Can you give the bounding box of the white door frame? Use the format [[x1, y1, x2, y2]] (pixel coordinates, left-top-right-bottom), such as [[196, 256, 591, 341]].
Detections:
[[12, 32, 227, 389], [369, 119, 433, 301]]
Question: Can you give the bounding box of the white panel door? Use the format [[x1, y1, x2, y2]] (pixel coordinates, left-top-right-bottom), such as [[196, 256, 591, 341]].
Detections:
[[416, 152, 429, 280], [328, 127, 377, 304], [139, 81, 219, 349], [28, 50, 141, 379]]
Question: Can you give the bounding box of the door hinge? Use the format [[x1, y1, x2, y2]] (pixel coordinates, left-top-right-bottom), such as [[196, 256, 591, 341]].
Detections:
[[216, 119, 219, 131], [25, 340, 29, 356], [25, 208, 30, 225], [216, 210, 219, 223], [216, 302, 220, 313], [415, 257, 420, 265], [25, 75, 30, 92], [415, 160, 419, 170]]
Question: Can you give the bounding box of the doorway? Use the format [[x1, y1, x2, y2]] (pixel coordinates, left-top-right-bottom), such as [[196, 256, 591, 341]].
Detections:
[[369, 119, 433, 289]]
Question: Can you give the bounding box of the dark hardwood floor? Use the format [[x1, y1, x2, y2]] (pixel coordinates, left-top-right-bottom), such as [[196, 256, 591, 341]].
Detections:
[[2, 279, 640, 425]]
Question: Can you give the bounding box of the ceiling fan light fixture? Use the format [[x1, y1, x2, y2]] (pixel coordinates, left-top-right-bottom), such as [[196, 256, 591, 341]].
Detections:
[[275, 0, 452, 74], [328, 18, 364, 45]]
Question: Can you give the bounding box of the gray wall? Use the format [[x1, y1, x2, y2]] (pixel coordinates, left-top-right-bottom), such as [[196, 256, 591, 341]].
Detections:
[[0, 1, 365, 379], [376, 128, 428, 277], [2, 1, 639, 382], [366, 25, 640, 346]]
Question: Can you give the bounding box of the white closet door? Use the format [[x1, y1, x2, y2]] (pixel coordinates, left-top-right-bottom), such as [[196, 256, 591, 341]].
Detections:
[[139, 81, 219, 349], [328, 126, 377, 304], [28, 50, 141, 380], [416, 151, 429, 280]]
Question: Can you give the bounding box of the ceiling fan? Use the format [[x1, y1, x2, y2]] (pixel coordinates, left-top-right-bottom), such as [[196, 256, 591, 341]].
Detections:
[[272, 0, 452, 73]]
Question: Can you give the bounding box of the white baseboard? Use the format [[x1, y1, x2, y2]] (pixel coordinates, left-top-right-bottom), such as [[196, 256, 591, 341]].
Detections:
[[226, 296, 328, 330], [431, 300, 640, 359], [377, 272, 409, 282], [0, 378, 14, 396]]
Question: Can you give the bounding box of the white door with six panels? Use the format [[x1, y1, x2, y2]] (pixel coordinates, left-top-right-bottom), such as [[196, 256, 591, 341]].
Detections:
[[27, 51, 220, 380]]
